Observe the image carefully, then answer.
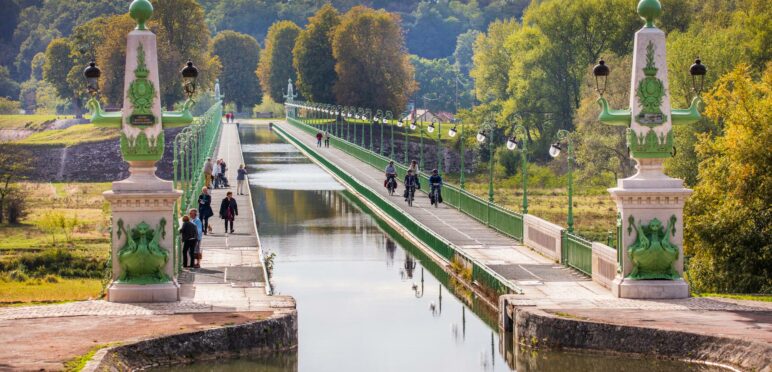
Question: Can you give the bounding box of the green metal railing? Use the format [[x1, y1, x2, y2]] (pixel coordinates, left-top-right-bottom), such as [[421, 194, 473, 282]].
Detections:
[[285, 112, 524, 241], [172, 100, 223, 273], [562, 231, 593, 275], [273, 122, 520, 296]]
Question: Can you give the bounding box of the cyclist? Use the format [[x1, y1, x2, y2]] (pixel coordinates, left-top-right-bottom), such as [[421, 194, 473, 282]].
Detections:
[[429, 169, 443, 206], [384, 161, 397, 189], [403, 169, 419, 203]]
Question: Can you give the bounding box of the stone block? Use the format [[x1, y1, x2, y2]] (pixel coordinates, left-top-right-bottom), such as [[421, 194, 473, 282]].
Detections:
[[611, 277, 689, 299], [108, 282, 180, 303]]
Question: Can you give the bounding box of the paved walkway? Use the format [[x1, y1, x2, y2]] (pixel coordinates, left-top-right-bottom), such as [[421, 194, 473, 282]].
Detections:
[[274, 121, 772, 313]]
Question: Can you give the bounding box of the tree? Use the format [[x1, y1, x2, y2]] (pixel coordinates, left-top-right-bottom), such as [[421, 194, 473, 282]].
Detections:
[[453, 29, 480, 76], [406, 0, 482, 59], [410, 55, 471, 112], [0, 145, 32, 224], [332, 6, 416, 112], [293, 4, 340, 103], [0, 65, 20, 99], [0, 97, 20, 114], [211, 31, 262, 112], [209, 0, 280, 42], [42, 38, 73, 103], [470, 19, 517, 103], [684, 65, 771, 294], [257, 21, 301, 103]]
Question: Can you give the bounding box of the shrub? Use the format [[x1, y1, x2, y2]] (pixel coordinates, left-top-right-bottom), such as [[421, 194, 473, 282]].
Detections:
[[5, 192, 28, 224], [0, 97, 20, 114], [8, 269, 29, 282]]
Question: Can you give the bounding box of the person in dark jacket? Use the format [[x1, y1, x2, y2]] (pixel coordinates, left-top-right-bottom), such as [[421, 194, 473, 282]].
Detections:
[[428, 169, 443, 205], [198, 187, 213, 235], [403, 169, 419, 202], [219, 191, 238, 234], [179, 215, 198, 268]]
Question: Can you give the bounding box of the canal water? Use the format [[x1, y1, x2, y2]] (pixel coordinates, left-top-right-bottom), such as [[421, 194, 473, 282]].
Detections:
[[173, 125, 728, 372]]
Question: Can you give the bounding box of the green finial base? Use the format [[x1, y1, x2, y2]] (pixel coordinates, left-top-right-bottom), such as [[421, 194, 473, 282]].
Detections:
[[129, 0, 153, 30], [637, 0, 662, 28]]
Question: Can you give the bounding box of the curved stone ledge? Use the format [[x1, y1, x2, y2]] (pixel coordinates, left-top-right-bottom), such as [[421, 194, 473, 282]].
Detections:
[[514, 307, 770, 372], [87, 310, 297, 371]]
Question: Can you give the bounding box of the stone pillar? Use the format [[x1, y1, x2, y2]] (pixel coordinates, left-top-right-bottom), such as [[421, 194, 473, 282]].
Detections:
[[104, 1, 181, 302], [607, 0, 691, 299]]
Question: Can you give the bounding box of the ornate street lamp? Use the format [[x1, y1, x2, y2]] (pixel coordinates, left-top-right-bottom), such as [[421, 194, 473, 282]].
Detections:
[[364, 108, 372, 150], [375, 109, 384, 155], [549, 129, 574, 233], [689, 58, 707, 95], [409, 118, 424, 170], [506, 124, 529, 214], [181, 60, 198, 101], [428, 118, 443, 174], [399, 117, 409, 164], [592, 59, 610, 97], [448, 122, 465, 189], [476, 119, 495, 202], [83, 60, 101, 97], [385, 111, 393, 159]]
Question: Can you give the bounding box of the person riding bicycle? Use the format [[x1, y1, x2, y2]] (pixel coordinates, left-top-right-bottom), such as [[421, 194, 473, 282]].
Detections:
[[429, 169, 443, 205], [384, 161, 397, 189], [403, 169, 419, 202]]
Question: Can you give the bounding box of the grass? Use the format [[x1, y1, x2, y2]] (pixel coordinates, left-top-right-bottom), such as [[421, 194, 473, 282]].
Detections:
[[0, 182, 111, 302], [0, 278, 103, 304], [63, 343, 119, 372], [14, 124, 119, 146], [0, 114, 68, 130], [696, 293, 772, 302]]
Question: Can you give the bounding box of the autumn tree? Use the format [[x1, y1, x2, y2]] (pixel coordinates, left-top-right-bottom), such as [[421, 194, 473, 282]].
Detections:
[[684, 65, 771, 294], [332, 6, 415, 112], [42, 38, 74, 106], [293, 4, 340, 103], [211, 31, 261, 112], [257, 21, 301, 103]]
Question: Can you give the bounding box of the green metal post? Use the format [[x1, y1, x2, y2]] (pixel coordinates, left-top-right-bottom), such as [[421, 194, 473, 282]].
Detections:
[[437, 120, 442, 174], [386, 111, 394, 160], [403, 119, 409, 165], [567, 137, 574, 233], [419, 120, 424, 170], [488, 138, 494, 203], [460, 122, 465, 189], [377, 109, 384, 156], [522, 134, 529, 215]]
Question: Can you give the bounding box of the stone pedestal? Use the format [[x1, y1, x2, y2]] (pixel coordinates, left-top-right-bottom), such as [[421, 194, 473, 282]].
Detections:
[[104, 162, 182, 303], [609, 158, 692, 299]]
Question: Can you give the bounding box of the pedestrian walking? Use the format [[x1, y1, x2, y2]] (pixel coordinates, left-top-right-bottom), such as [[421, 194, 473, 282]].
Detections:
[[219, 159, 229, 187], [179, 215, 197, 268], [219, 191, 238, 234], [212, 159, 221, 189], [237, 164, 247, 195], [198, 187, 213, 235], [189, 209, 203, 268], [203, 158, 214, 188], [316, 131, 323, 147], [324, 131, 330, 148]]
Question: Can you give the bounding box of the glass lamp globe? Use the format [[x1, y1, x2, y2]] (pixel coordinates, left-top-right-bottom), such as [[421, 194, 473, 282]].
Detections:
[[506, 137, 517, 150], [397, 120, 404, 127], [476, 131, 486, 143], [427, 124, 435, 133], [549, 143, 562, 158], [355, 114, 361, 119], [448, 127, 457, 137], [382, 118, 388, 124], [410, 122, 417, 130]]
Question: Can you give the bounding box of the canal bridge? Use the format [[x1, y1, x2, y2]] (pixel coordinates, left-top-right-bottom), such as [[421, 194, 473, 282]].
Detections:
[[270, 117, 617, 309]]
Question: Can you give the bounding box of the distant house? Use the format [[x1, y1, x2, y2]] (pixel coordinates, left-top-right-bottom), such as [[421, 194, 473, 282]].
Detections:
[[404, 109, 455, 123]]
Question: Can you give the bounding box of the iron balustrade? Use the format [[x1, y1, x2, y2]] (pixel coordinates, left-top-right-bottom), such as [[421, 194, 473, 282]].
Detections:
[[172, 100, 223, 273]]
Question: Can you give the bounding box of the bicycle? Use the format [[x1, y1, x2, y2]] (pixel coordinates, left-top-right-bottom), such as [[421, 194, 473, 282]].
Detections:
[[406, 185, 416, 207], [386, 175, 397, 196], [430, 183, 441, 208]]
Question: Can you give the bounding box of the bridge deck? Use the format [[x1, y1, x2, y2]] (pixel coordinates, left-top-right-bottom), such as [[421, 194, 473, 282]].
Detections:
[[272, 120, 617, 307]]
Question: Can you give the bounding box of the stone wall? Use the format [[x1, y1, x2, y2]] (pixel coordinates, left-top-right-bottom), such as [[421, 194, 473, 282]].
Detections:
[[513, 307, 771, 371], [18, 127, 182, 182], [90, 311, 297, 371]]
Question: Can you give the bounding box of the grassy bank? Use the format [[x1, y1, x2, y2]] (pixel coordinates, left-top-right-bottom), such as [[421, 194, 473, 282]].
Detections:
[[0, 114, 66, 130], [0, 182, 110, 304], [14, 124, 119, 146]]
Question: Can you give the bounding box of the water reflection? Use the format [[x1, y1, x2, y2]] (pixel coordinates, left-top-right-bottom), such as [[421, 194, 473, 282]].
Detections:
[[180, 125, 727, 372]]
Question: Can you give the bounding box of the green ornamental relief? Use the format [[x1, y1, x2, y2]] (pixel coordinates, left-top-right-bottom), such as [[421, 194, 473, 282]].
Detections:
[[128, 43, 156, 127], [120, 130, 165, 161], [626, 215, 680, 280], [635, 41, 667, 126], [116, 218, 170, 284], [627, 127, 673, 158]]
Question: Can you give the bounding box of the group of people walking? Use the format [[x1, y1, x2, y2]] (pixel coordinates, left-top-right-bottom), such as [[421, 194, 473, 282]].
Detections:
[[184, 152, 249, 270], [315, 131, 330, 148]]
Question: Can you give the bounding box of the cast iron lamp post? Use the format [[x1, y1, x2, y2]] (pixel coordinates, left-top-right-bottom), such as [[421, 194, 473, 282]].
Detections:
[[398, 117, 408, 164], [427, 118, 442, 174], [84, 60, 101, 98], [506, 124, 529, 214], [385, 111, 393, 159], [409, 118, 424, 170], [476, 119, 495, 202], [549, 129, 574, 233], [375, 109, 384, 155], [448, 121, 465, 189]]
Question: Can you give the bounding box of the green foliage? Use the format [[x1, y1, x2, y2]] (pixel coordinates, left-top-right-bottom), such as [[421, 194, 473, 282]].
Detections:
[[411, 55, 472, 112], [293, 4, 340, 103], [332, 6, 415, 112], [470, 19, 518, 103], [41, 38, 72, 100], [684, 65, 771, 294], [257, 21, 301, 103], [211, 30, 262, 112], [453, 29, 480, 76], [0, 97, 20, 114], [406, 0, 483, 59], [0, 65, 20, 99]]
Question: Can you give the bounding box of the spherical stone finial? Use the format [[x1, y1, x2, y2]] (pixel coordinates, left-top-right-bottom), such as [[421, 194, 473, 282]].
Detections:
[[129, 0, 153, 30], [637, 0, 662, 28]]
